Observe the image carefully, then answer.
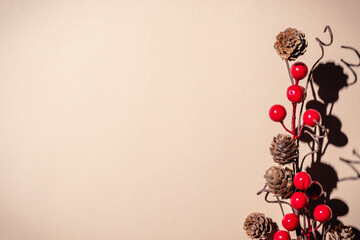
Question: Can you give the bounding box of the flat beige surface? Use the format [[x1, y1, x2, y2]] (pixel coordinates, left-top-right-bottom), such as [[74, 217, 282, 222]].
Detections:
[[0, 1, 360, 239]]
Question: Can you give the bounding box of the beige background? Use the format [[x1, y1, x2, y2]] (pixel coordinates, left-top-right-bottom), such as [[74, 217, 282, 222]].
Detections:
[[0, 1, 360, 239]]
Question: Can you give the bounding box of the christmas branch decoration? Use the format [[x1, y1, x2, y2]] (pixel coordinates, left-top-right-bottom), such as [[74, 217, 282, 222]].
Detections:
[[243, 26, 357, 240]]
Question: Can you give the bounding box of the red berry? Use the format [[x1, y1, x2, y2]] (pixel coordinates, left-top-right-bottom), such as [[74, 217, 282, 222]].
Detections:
[[306, 181, 323, 200], [303, 109, 321, 127], [293, 172, 312, 190], [314, 204, 332, 222], [291, 62, 308, 80], [269, 105, 287, 122], [287, 85, 305, 103], [273, 230, 290, 240], [290, 192, 308, 210], [282, 213, 299, 231]]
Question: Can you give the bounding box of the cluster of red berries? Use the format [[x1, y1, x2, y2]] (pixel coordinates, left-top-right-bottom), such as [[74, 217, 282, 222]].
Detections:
[[268, 62, 321, 133], [265, 62, 331, 239], [273, 172, 332, 240]]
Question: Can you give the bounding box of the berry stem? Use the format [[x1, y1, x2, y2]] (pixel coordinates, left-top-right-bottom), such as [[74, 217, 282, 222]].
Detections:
[[294, 123, 305, 139], [292, 103, 297, 136], [306, 215, 312, 240], [285, 59, 294, 85], [314, 222, 323, 231], [299, 226, 307, 236], [280, 121, 293, 135]]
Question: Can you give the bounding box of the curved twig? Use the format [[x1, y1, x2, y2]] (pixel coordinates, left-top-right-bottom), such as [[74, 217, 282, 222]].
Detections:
[[298, 25, 334, 130], [264, 192, 295, 214], [300, 121, 328, 170], [258, 186, 295, 214], [317, 25, 333, 46], [313, 120, 328, 139], [306, 25, 333, 91], [275, 196, 285, 216], [257, 184, 267, 195]]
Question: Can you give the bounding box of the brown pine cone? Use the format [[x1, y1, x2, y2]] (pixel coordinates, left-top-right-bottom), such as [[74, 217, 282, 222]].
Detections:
[[328, 223, 355, 240], [243, 212, 272, 239], [274, 27, 307, 61], [270, 134, 298, 165], [264, 166, 295, 199]]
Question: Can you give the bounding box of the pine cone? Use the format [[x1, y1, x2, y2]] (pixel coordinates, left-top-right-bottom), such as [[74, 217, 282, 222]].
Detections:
[[270, 134, 298, 165], [243, 212, 272, 239], [264, 166, 295, 199], [274, 27, 307, 61], [329, 223, 355, 240]]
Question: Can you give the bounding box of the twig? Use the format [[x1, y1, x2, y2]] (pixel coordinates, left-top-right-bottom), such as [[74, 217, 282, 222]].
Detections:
[[300, 121, 328, 170], [257, 189, 295, 214], [298, 25, 333, 129], [285, 59, 294, 85]]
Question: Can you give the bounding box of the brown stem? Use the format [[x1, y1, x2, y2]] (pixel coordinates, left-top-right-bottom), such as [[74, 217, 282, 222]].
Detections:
[[285, 59, 294, 85], [300, 121, 328, 171]]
